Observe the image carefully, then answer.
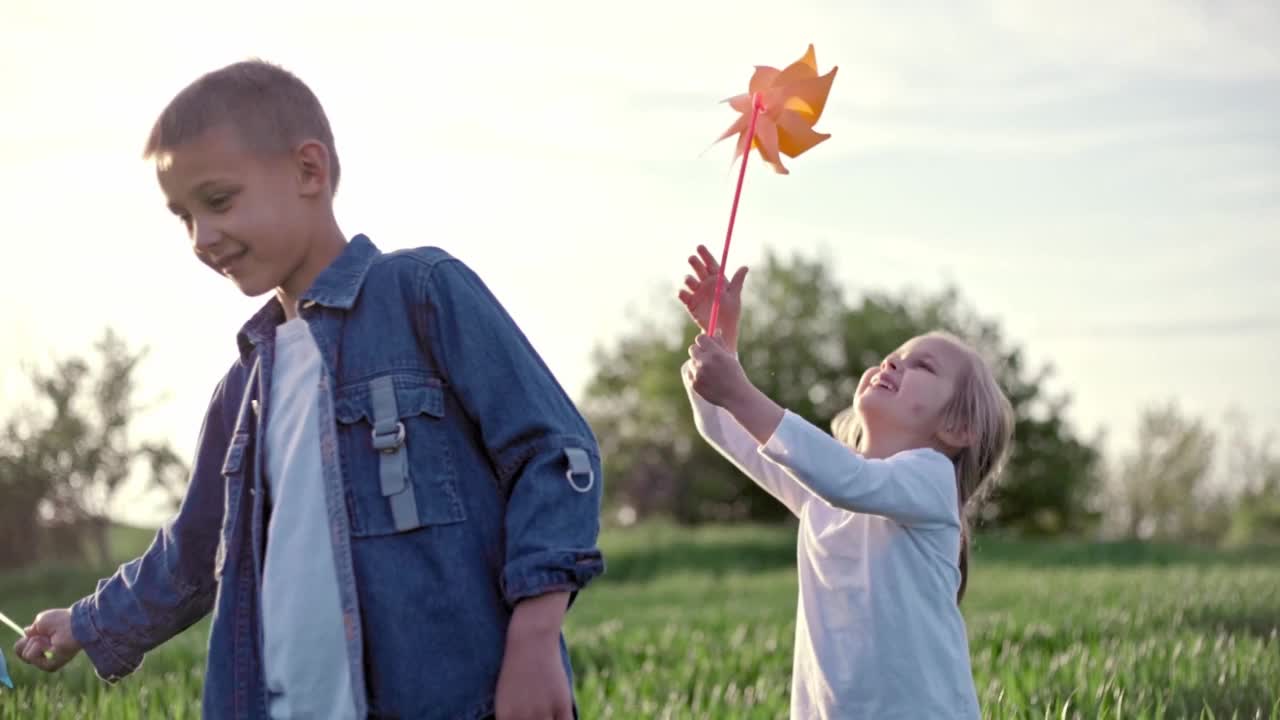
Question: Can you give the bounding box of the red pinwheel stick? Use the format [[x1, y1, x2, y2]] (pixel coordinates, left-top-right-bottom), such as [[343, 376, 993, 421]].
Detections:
[[708, 91, 764, 337]]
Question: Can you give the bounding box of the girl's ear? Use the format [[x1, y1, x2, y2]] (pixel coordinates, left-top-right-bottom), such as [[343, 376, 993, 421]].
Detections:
[[938, 423, 976, 450]]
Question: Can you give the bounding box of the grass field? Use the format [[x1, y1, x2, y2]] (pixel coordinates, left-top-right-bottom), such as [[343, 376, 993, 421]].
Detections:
[[1, 523, 1277, 718]]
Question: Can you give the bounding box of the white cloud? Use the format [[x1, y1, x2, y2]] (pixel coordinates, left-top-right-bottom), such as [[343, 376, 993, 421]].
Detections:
[[987, 0, 1280, 81]]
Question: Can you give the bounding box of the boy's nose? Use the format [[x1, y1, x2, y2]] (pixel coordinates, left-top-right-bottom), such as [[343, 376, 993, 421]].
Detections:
[[192, 222, 221, 252]]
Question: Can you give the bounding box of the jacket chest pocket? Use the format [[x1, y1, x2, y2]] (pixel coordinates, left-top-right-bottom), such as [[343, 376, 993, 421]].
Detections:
[[334, 373, 466, 536]]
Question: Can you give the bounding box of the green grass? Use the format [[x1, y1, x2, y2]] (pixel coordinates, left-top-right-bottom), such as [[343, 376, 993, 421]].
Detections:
[[2, 523, 1277, 718]]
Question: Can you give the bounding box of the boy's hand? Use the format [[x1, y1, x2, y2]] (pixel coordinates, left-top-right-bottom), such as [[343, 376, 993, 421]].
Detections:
[[688, 332, 752, 409], [678, 244, 748, 353], [496, 593, 573, 720], [15, 608, 81, 672]]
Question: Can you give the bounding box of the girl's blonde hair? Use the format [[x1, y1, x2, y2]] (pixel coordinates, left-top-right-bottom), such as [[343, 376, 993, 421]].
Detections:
[[831, 330, 1015, 603]]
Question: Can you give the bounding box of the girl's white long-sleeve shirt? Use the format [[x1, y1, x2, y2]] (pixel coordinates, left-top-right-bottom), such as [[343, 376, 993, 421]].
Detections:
[[683, 362, 981, 719]]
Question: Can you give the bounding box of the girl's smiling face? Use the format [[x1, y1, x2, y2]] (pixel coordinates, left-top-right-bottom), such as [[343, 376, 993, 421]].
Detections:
[[855, 334, 970, 448]]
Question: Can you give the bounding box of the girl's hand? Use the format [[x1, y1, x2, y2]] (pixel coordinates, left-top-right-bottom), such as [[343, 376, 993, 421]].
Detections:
[[677, 245, 748, 353], [688, 332, 751, 408], [856, 366, 876, 399]]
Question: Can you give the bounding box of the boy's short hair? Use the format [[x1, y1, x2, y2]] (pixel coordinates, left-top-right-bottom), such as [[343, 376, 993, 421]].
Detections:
[[143, 58, 341, 192]]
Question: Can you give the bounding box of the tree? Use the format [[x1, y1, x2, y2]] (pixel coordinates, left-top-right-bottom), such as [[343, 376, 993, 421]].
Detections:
[[1108, 401, 1219, 541], [1220, 410, 1280, 546], [0, 329, 188, 569], [582, 247, 1102, 532]]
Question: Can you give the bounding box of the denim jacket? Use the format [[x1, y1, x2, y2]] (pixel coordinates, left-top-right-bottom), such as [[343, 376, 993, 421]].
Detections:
[[69, 235, 606, 718]]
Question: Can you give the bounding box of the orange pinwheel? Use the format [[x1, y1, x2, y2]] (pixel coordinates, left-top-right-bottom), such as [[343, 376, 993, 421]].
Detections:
[[705, 44, 839, 335], [716, 44, 838, 175]]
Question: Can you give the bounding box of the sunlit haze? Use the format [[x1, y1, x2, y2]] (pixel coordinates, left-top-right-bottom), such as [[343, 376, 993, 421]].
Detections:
[[3, 0, 1277, 525]]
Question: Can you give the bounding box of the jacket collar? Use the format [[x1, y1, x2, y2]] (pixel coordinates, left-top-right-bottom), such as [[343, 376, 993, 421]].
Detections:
[[235, 234, 380, 361]]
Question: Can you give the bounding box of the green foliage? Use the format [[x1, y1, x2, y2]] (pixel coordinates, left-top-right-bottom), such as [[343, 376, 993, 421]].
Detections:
[[1110, 401, 1220, 541], [1103, 405, 1280, 547], [2, 524, 1277, 718], [0, 330, 187, 570], [584, 247, 1102, 531], [1220, 412, 1280, 547]]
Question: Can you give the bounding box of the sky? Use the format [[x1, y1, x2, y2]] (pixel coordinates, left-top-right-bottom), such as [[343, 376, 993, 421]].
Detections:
[[2, 0, 1278, 526]]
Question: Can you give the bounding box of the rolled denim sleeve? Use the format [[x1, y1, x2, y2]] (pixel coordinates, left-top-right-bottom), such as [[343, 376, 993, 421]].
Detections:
[[419, 258, 605, 606], [69, 366, 238, 681]]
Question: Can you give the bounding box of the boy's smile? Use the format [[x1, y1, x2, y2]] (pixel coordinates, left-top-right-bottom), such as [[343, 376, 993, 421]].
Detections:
[[211, 250, 247, 277]]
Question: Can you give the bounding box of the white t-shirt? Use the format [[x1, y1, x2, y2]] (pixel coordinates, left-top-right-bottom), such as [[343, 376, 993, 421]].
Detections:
[[261, 317, 357, 719], [683, 361, 981, 720]]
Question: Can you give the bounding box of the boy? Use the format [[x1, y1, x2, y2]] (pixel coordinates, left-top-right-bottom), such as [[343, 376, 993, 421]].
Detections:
[[14, 59, 605, 720]]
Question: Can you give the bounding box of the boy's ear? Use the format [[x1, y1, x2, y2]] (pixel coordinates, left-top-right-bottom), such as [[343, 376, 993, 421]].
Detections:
[[937, 423, 976, 451], [294, 139, 332, 197]]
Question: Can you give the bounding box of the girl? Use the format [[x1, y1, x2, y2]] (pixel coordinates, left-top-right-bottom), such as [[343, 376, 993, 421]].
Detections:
[[678, 245, 1014, 719]]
